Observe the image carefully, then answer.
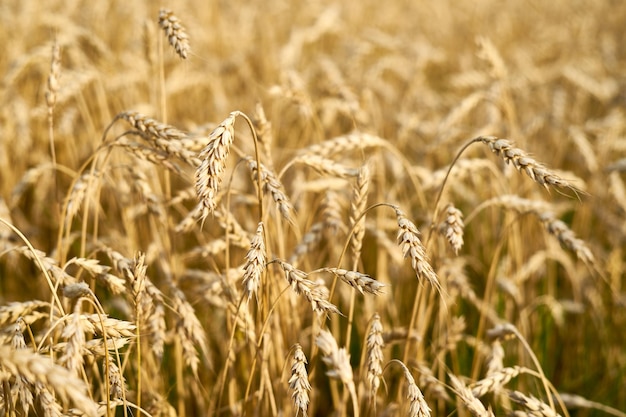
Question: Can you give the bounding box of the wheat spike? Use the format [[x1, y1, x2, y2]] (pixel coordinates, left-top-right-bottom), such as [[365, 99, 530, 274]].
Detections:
[[393, 207, 441, 291], [158, 9, 190, 59], [478, 136, 581, 194], [242, 222, 266, 301], [195, 112, 237, 218], [289, 343, 311, 416], [366, 313, 384, 398]]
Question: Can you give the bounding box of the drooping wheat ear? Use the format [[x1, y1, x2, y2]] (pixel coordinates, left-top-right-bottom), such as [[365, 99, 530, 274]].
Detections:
[[477, 136, 582, 194], [117, 111, 201, 167], [0, 346, 98, 417], [35, 382, 63, 417], [107, 362, 126, 400], [62, 282, 91, 299], [127, 168, 167, 221], [322, 190, 348, 236], [485, 339, 505, 376], [242, 222, 266, 301], [60, 302, 87, 376], [169, 285, 211, 376], [349, 164, 370, 263], [485, 323, 517, 341], [158, 9, 190, 59], [245, 157, 295, 222], [15, 246, 74, 286], [557, 393, 626, 417], [392, 360, 431, 417], [52, 337, 132, 358], [288, 221, 325, 266], [437, 316, 465, 353], [316, 330, 359, 417], [320, 268, 384, 295], [487, 323, 556, 411], [0, 301, 52, 328], [297, 132, 389, 158], [471, 366, 524, 398], [117, 111, 186, 140], [289, 343, 311, 417], [175, 201, 207, 232], [291, 154, 359, 178], [195, 112, 237, 218], [541, 214, 594, 263], [393, 207, 441, 291], [144, 280, 166, 359], [449, 374, 494, 417], [438, 203, 464, 255], [365, 313, 384, 398], [214, 206, 252, 248], [509, 391, 562, 417], [276, 260, 340, 315], [112, 138, 184, 173], [77, 315, 136, 339], [10, 320, 33, 416], [485, 195, 594, 264], [416, 363, 451, 402]]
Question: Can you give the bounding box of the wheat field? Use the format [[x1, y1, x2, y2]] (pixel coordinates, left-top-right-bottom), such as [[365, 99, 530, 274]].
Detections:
[[0, 1, 625, 416]]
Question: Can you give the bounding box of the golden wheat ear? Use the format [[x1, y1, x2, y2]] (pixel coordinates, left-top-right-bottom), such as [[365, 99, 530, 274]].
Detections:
[[158, 9, 190, 59]]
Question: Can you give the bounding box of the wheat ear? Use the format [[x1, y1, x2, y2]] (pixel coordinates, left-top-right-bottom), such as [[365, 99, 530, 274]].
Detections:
[[393, 206, 440, 291], [449, 374, 494, 417], [0, 346, 98, 417], [438, 203, 464, 255], [509, 391, 562, 417], [365, 313, 384, 399], [158, 9, 190, 59], [288, 343, 311, 417], [195, 112, 237, 217], [275, 260, 341, 315], [389, 359, 431, 417], [316, 330, 359, 417], [242, 222, 266, 301]]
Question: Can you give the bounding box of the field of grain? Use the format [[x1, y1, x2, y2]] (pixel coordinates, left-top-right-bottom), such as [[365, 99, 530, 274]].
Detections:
[[1, 1, 625, 416]]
